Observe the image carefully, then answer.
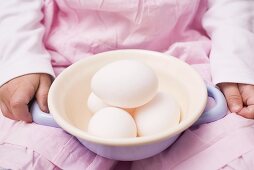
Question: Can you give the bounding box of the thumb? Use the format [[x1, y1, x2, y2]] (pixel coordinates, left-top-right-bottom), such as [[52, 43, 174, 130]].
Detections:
[[35, 75, 52, 113], [9, 85, 35, 122], [219, 83, 243, 113]]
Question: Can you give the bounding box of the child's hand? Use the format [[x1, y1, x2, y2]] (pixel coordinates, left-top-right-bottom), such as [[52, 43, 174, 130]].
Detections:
[[0, 74, 52, 122], [218, 83, 254, 119]]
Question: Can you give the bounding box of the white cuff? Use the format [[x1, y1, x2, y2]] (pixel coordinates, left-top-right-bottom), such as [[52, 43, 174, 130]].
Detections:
[[0, 57, 55, 86]]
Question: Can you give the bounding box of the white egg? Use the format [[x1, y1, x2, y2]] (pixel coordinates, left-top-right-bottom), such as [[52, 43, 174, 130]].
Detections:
[[87, 92, 136, 114], [91, 60, 158, 108], [133, 92, 180, 137], [87, 93, 109, 113], [87, 107, 137, 138]]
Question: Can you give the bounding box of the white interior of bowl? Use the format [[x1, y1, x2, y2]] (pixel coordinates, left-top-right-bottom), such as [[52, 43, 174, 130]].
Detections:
[[48, 50, 207, 146]]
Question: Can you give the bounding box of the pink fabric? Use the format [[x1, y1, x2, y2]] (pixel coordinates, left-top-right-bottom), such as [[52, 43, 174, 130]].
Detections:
[[43, 0, 211, 82], [1, 0, 254, 169], [129, 113, 254, 170], [0, 113, 116, 169]]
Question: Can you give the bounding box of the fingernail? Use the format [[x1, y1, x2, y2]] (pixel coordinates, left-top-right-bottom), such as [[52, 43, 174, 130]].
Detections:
[[25, 114, 33, 123], [42, 105, 49, 113], [231, 105, 241, 112]]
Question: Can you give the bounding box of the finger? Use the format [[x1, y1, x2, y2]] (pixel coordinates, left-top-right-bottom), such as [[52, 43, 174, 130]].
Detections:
[[238, 84, 254, 106], [35, 75, 52, 113], [218, 83, 243, 113], [238, 105, 254, 119], [0, 101, 16, 120], [9, 86, 35, 122]]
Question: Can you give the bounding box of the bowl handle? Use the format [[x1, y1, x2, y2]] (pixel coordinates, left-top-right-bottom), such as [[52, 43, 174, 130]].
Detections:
[[193, 85, 228, 126], [30, 102, 60, 128]]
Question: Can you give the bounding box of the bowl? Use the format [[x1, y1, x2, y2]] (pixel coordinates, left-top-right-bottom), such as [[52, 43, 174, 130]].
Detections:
[[31, 49, 227, 161]]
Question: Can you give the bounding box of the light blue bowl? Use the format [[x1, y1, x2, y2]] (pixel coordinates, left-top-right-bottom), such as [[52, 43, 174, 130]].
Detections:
[[31, 50, 227, 161]]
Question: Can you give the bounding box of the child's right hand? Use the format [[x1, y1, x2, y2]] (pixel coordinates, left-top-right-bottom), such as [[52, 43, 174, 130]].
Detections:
[[0, 74, 52, 122]]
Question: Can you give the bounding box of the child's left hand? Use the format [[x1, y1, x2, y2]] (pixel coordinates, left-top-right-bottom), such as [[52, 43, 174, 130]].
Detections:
[[218, 83, 254, 119]]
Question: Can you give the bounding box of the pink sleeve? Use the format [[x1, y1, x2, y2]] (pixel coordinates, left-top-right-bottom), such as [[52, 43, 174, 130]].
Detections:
[[203, 0, 254, 85], [0, 0, 55, 87]]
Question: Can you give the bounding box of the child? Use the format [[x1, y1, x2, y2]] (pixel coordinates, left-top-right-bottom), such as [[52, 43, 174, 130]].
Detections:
[[0, 0, 253, 169]]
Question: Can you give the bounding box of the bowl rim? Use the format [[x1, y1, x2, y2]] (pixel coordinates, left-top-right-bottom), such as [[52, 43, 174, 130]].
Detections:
[[48, 49, 207, 146]]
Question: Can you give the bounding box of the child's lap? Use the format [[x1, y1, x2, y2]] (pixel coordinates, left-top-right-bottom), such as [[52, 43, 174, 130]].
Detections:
[[1, 111, 254, 170], [0, 113, 115, 170], [0, 143, 59, 169], [128, 113, 254, 170]]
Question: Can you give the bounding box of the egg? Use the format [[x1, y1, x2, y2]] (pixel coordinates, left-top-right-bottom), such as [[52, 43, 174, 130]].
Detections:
[[91, 60, 158, 108], [133, 92, 180, 137], [87, 93, 109, 113], [87, 107, 137, 138], [87, 92, 136, 114]]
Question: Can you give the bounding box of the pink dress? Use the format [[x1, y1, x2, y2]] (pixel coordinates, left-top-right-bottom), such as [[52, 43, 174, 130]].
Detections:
[[0, 0, 254, 169]]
